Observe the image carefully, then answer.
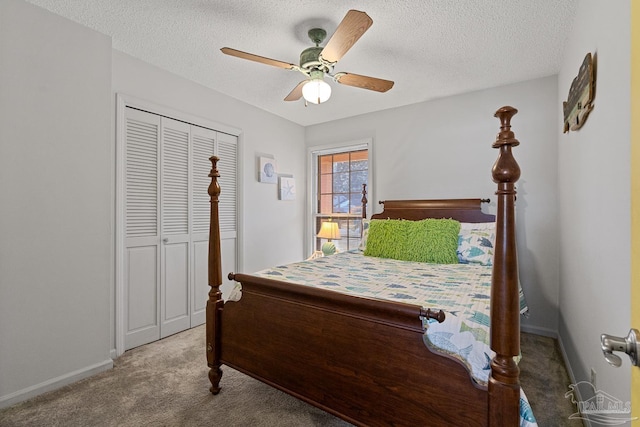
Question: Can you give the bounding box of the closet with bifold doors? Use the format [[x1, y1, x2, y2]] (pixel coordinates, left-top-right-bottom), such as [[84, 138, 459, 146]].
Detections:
[[122, 106, 237, 350]]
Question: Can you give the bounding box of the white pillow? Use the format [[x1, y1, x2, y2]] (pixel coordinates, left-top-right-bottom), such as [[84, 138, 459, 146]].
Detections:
[[358, 218, 370, 251], [459, 222, 495, 230]]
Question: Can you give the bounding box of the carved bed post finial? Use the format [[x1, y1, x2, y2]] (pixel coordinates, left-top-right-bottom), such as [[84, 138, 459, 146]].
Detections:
[[207, 156, 224, 394], [489, 106, 521, 426], [361, 184, 368, 219]]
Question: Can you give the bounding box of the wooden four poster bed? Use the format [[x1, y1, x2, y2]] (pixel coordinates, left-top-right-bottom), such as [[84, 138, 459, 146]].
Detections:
[[206, 106, 525, 426]]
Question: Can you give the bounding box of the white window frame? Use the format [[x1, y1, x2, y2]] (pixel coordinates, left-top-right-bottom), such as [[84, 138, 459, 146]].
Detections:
[[306, 138, 373, 257]]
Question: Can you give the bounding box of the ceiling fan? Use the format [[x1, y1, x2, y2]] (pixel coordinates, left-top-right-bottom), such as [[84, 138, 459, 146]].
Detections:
[[220, 10, 394, 105]]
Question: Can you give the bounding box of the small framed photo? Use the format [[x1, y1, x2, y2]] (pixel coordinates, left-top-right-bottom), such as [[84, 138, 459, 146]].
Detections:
[[259, 157, 277, 183], [279, 177, 296, 200]]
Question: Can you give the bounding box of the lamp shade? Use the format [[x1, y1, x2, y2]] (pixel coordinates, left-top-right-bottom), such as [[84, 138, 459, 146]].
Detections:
[[317, 220, 341, 240], [302, 78, 331, 104]]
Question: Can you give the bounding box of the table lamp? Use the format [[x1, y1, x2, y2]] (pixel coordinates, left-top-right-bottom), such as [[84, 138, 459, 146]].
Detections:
[[317, 219, 341, 256]]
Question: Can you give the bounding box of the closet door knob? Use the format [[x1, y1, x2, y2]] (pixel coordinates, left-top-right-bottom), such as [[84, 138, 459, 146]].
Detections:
[[162, 238, 169, 244]]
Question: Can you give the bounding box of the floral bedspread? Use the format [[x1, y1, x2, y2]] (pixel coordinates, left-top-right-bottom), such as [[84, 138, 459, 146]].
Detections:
[[250, 251, 537, 426]]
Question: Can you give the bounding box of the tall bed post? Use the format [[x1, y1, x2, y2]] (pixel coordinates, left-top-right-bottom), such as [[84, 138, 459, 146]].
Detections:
[[206, 156, 224, 394], [489, 106, 521, 425], [361, 183, 368, 219]]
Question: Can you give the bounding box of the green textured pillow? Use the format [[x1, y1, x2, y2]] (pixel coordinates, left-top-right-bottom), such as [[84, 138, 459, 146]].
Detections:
[[364, 218, 461, 264]]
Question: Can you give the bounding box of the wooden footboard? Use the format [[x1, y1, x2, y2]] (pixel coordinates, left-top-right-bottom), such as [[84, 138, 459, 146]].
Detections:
[[222, 274, 487, 426], [206, 106, 522, 426]]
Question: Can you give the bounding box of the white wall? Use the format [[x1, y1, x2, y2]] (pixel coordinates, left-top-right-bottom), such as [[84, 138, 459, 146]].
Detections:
[[0, 0, 113, 407], [306, 76, 560, 336], [0, 0, 307, 408], [557, 0, 631, 404]]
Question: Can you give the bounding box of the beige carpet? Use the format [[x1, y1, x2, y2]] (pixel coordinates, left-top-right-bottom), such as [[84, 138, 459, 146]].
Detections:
[[0, 326, 582, 426]]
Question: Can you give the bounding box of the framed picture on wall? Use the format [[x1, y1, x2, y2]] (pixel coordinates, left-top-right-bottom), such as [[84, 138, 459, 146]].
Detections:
[[279, 176, 296, 200], [259, 156, 277, 183]]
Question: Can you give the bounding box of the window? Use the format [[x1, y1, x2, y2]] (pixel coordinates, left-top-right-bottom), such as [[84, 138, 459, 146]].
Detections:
[[313, 147, 369, 253]]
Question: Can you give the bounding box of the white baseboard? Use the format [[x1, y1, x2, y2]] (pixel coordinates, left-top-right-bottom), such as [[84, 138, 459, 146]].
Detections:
[[557, 335, 591, 427], [556, 335, 576, 384], [0, 359, 113, 410]]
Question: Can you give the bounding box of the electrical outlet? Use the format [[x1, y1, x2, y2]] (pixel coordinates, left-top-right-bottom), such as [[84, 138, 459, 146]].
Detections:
[[590, 368, 597, 386]]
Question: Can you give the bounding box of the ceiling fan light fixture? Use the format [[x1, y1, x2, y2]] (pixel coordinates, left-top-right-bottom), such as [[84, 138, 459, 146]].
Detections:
[[302, 78, 331, 104], [221, 10, 393, 105]]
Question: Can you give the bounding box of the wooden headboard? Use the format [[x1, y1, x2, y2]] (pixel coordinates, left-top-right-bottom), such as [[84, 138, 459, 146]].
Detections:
[[370, 198, 494, 223]]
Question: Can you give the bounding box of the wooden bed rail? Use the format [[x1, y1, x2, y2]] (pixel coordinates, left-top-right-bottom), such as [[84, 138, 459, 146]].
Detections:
[[227, 272, 445, 329], [489, 106, 521, 426]]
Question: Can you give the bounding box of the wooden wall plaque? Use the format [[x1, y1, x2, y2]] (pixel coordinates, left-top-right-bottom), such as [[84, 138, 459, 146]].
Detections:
[[563, 52, 595, 133]]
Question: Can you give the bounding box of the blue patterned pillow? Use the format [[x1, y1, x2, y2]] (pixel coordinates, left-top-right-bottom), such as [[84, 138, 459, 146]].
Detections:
[[457, 222, 495, 266]]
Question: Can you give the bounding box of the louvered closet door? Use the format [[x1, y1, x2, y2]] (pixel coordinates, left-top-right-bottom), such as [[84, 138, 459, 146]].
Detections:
[[190, 130, 238, 324], [190, 126, 216, 325], [121, 105, 238, 349], [160, 118, 191, 338], [217, 132, 238, 300], [124, 108, 161, 350]]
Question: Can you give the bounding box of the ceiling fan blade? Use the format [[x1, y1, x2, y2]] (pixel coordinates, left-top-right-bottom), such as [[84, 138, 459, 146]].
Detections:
[[284, 81, 306, 101], [320, 10, 373, 64], [335, 73, 394, 92], [220, 47, 296, 70]]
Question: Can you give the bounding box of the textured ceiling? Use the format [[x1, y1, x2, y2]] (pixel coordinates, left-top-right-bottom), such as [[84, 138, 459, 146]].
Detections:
[[25, 0, 578, 126]]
